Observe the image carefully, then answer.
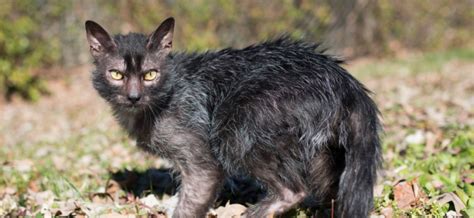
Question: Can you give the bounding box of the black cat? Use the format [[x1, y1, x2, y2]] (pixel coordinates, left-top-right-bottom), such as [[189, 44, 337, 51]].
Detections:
[[85, 17, 382, 218]]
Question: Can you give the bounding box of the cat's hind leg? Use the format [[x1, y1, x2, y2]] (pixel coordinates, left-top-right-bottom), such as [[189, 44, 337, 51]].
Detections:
[[243, 182, 306, 217], [242, 159, 308, 218]]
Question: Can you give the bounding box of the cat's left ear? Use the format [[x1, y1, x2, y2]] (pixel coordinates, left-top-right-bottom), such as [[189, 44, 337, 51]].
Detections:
[[147, 17, 174, 54]]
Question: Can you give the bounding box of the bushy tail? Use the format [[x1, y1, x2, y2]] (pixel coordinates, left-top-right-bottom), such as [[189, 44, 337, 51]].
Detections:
[[337, 100, 382, 218]]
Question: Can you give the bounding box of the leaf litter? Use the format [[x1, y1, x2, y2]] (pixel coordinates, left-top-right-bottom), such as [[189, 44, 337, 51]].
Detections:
[[0, 55, 473, 217]]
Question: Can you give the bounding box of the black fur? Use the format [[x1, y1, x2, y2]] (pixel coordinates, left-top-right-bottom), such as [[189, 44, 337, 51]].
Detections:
[[85, 18, 382, 218]]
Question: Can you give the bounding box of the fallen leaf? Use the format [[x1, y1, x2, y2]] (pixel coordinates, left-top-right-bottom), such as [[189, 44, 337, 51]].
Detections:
[[100, 212, 136, 218], [445, 210, 459, 218], [212, 202, 247, 218], [2, 187, 16, 196], [432, 192, 465, 214], [28, 180, 40, 193], [13, 159, 34, 172], [29, 190, 55, 207], [161, 194, 178, 217], [394, 181, 416, 209], [462, 176, 473, 184], [106, 180, 121, 196], [90, 193, 114, 204], [0, 195, 18, 216], [50, 199, 78, 216], [424, 131, 438, 155], [380, 207, 393, 218], [393, 179, 426, 209], [140, 194, 160, 208]]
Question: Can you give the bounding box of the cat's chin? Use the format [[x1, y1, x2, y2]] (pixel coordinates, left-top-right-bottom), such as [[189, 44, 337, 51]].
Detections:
[[114, 103, 147, 114]]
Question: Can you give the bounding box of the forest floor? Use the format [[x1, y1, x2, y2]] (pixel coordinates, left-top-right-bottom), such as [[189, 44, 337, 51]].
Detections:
[[0, 48, 473, 217]]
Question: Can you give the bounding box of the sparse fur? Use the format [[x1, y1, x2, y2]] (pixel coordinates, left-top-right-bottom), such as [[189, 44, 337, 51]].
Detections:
[[85, 18, 382, 218]]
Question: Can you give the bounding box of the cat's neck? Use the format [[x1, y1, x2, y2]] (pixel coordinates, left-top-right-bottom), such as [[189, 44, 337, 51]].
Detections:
[[112, 106, 159, 140], [112, 108, 142, 137]]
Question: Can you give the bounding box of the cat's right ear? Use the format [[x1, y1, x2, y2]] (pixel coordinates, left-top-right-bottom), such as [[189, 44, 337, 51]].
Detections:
[[85, 20, 117, 58]]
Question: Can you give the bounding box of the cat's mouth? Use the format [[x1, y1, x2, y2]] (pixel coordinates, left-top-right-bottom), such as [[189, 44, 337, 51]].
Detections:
[[117, 103, 148, 114], [114, 96, 149, 111]]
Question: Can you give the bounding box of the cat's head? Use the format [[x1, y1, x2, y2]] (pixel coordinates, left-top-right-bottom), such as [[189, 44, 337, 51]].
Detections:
[[85, 17, 174, 112]]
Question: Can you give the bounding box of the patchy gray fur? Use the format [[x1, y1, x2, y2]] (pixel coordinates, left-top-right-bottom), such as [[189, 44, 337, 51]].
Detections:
[[85, 17, 382, 218]]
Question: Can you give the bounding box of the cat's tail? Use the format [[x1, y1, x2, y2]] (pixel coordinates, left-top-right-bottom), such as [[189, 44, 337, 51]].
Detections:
[[337, 97, 382, 218]]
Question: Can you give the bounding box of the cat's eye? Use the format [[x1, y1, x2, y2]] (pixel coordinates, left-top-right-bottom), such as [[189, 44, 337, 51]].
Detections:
[[144, 70, 158, 81], [110, 70, 124, 80]]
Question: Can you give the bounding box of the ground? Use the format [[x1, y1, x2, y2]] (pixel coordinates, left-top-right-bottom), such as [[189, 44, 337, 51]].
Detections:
[[0, 48, 473, 217]]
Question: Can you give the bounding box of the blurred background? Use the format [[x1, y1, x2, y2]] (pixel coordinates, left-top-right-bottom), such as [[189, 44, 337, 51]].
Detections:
[[0, 0, 473, 217], [0, 0, 472, 100]]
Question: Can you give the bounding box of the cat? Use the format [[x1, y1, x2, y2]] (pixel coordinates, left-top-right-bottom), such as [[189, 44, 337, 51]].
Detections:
[[85, 17, 382, 218]]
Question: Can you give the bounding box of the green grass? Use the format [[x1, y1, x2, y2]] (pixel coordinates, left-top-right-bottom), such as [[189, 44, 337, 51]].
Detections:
[[351, 47, 474, 78], [376, 128, 474, 216], [1, 48, 473, 216]]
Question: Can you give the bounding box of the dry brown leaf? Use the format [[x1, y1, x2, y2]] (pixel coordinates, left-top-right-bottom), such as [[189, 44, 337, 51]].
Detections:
[[424, 131, 438, 155], [432, 192, 466, 214], [50, 199, 78, 216], [52, 156, 68, 171], [0, 195, 18, 216], [161, 195, 178, 217], [90, 193, 114, 204], [28, 180, 40, 193], [13, 159, 34, 172], [393, 179, 426, 209], [380, 206, 394, 218], [29, 190, 55, 206], [212, 202, 247, 218], [152, 212, 167, 218], [100, 212, 136, 218], [140, 194, 161, 208], [394, 181, 416, 209], [2, 187, 16, 196], [462, 176, 473, 184], [106, 180, 121, 196]]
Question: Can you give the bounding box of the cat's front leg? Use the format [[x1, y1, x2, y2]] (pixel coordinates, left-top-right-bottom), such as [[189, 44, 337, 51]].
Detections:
[[173, 161, 224, 218], [151, 117, 224, 217]]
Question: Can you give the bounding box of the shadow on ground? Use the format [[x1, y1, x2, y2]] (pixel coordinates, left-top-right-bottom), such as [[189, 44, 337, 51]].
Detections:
[[110, 168, 334, 217], [110, 168, 266, 206]]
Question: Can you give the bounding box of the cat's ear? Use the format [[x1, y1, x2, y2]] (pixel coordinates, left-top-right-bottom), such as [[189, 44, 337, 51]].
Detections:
[[147, 17, 174, 54], [85, 20, 117, 57]]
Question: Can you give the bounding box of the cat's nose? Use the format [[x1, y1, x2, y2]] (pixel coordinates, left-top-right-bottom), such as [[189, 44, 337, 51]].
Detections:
[[127, 93, 141, 104]]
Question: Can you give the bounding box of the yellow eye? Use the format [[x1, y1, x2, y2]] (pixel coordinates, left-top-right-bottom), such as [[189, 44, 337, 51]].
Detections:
[[110, 70, 124, 80], [144, 70, 158, 81]]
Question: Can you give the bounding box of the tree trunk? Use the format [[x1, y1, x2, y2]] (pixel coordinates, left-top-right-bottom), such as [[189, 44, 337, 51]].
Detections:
[[326, 0, 385, 57]]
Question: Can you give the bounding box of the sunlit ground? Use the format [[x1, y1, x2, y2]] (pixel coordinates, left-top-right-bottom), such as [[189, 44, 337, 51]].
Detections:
[[1, 48, 473, 217]]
